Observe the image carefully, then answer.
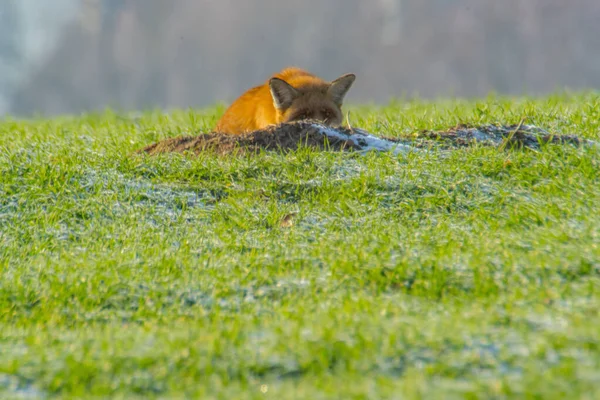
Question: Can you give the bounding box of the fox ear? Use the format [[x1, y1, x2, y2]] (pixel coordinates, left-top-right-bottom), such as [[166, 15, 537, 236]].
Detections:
[[269, 78, 299, 110], [328, 73, 356, 105]]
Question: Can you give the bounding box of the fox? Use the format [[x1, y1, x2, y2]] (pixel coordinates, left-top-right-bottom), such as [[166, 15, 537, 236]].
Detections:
[[214, 67, 356, 134]]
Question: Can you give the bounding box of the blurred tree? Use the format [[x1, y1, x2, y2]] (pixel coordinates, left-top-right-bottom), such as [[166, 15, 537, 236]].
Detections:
[[99, 0, 127, 104], [128, 0, 176, 108], [0, 0, 24, 112]]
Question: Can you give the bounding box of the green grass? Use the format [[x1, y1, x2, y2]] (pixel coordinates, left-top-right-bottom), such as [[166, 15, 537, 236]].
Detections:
[[1, 93, 599, 399]]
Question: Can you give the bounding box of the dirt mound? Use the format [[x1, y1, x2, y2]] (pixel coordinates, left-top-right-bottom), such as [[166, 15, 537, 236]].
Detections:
[[138, 121, 593, 156], [415, 123, 589, 150], [139, 122, 360, 156]]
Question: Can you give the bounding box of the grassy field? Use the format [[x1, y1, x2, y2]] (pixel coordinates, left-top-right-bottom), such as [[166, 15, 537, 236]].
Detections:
[[1, 93, 599, 399]]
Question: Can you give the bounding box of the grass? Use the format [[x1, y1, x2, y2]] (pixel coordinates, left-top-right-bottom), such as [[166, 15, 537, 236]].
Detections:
[[1, 92, 599, 399]]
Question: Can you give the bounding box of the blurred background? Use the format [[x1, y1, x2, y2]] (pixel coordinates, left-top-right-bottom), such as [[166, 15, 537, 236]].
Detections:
[[1, 0, 599, 116]]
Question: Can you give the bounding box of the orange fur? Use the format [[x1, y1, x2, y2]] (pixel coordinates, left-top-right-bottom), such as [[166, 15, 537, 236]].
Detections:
[[215, 67, 356, 134]]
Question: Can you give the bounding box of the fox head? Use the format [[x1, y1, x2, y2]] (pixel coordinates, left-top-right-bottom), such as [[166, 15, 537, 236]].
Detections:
[[269, 73, 356, 126]]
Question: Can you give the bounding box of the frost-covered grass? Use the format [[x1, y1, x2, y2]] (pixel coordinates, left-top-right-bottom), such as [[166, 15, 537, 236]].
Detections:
[[1, 93, 599, 399]]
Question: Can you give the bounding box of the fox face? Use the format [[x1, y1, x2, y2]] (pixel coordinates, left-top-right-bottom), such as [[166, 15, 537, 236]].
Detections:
[[269, 73, 356, 126], [214, 67, 356, 134]]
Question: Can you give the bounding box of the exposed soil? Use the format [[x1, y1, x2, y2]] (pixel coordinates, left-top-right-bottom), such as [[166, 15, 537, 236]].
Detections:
[[139, 122, 359, 156], [138, 121, 593, 156], [414, 123, 589, 150]]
